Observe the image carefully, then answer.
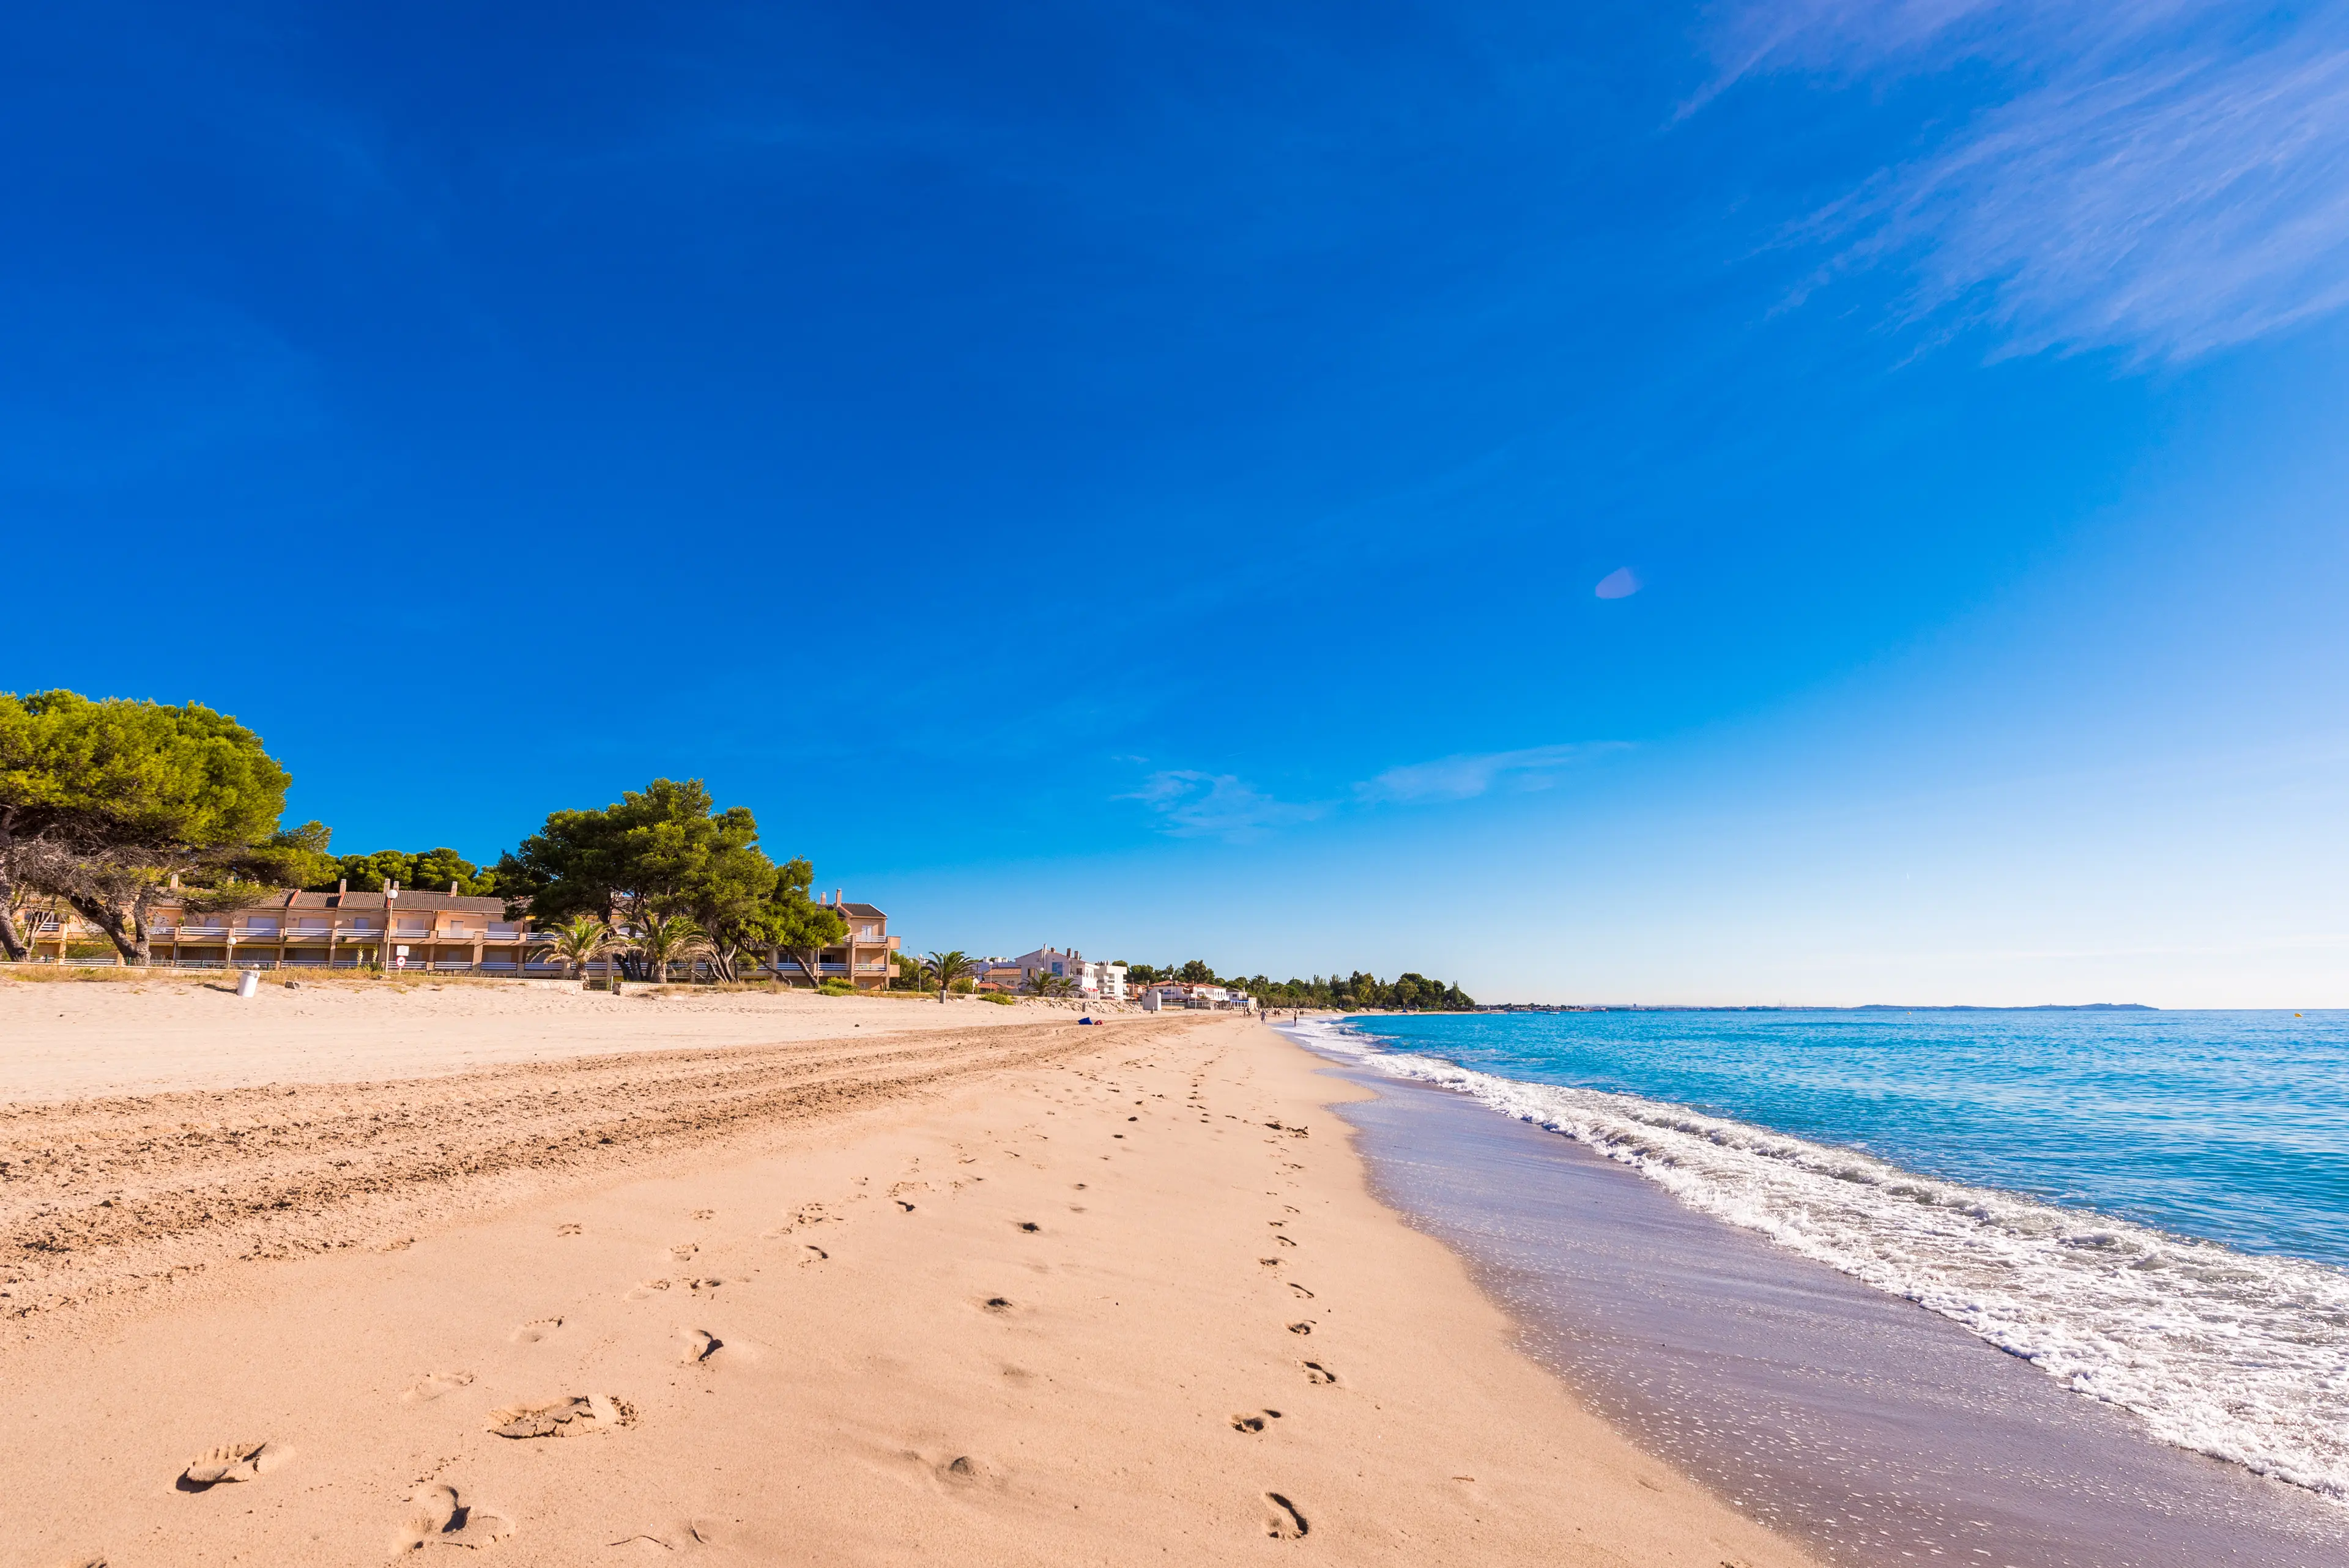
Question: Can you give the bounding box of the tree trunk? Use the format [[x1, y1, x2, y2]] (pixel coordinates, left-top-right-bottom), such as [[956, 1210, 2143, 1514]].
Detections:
[[62, 893, 147, 964], [786, 947, 822, 988], [0, 818, 31, 961]]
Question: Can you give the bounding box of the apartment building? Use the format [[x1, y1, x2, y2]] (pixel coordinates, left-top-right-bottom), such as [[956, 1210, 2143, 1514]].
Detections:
[[19, 882, 899, 986], [776, 893, 901, 991], [146, 882, 539, 972]]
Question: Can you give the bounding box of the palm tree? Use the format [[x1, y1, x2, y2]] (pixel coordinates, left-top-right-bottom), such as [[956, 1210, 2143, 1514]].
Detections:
[[629, 913, 714, 986], [543, 915, 616, 991], [1027, 968, 1065, 997], [922, 950, 975, 1004]]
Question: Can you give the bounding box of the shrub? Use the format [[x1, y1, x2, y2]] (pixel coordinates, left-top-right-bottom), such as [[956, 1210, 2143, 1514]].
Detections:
[[980, 991, 1017, 1005]]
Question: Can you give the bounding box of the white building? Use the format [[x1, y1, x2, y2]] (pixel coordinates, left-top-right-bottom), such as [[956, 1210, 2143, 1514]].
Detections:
[[1140, 982, 1247, 1011], [1077, 960, 1129, 1002], [993, 948, 1129, 1002]]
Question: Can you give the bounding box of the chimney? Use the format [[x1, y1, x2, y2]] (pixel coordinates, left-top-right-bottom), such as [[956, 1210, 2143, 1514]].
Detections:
[[337, 878, 348, 895], [834, 889, 843, 906], [450, 881, 460, 896], [168, 871, 180, 890]]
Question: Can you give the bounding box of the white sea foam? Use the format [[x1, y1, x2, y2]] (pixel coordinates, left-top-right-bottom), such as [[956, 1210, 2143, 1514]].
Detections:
[[1290, 1018, 2349, 1503]]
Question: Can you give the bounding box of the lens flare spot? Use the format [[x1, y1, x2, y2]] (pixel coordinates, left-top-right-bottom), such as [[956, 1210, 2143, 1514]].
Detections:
[[1595, 567, 1640, 599]]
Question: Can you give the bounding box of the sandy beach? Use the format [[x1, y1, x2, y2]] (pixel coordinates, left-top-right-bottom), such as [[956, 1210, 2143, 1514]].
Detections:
[[0, 975, 1816, 1567]]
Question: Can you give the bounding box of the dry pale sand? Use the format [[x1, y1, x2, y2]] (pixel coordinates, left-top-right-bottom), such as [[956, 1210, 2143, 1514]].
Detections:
[[0, 983, 1820, 1568], [0, 972, 1088, 1103]]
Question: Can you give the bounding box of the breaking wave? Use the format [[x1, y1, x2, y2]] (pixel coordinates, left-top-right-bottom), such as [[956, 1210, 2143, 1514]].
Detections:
[[1291, 1018, 2349, 1503]]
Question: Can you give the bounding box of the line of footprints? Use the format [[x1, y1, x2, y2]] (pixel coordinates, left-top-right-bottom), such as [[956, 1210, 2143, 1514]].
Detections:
[[154, 1209, 770, 1558], [151, 1060, 1333, 1555], [1187, 1062, 1337, 1544]]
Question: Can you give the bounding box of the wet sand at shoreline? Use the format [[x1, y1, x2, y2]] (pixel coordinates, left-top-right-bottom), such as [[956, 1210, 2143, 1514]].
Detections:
[[1313, 1049, 2349, 1568]]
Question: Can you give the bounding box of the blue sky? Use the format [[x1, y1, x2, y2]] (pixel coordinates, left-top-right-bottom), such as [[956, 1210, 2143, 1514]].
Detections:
[[9, 0, 2348, 1004]]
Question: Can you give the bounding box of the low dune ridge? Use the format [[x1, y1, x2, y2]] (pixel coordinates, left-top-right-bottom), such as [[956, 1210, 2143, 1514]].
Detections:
[[0, 988, 1816, 1567]]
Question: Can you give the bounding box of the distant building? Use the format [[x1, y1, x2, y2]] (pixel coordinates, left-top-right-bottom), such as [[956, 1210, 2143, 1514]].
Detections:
[[1010, 946, 1080, 983], [1139, 982, 1247, 1011], [971, 956, 1023, 991]]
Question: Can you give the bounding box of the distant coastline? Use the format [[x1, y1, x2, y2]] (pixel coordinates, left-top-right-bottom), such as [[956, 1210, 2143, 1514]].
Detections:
[[1472, 1002, 2158, 1013]]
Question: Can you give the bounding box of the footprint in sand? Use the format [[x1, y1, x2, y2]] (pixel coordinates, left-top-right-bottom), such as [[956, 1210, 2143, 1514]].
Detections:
[[678, 1329, 722, 1364], [626, 1279, 674, 1300], [486, 1394, 634, 1438], [179, 1440, 291, 1489], [800, 1244, 828, 1265], [692, 1210, 714, 1221], [1229, 1410, 1282, 1434], [401, 1483, 516, 1551], [510, 1318, 563, 1344], [556, 1223, 582, 1237], [667, 1243, 698, 1263], [1287, 1284, 1315, 1300], [1287, 1321, 1313, 1335], [1300, 1361, 1338, 1385], [403, 1370, 476, 1403], [1261, 1492, 1309, 1539]]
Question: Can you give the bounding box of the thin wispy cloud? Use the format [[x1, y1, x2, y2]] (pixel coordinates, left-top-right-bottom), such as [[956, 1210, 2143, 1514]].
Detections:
[[1707, 0, 2349, 360], [1356, 743, 1627, 805], [1124, 743, 1627, 839], [1121, 771, 1325, 840]]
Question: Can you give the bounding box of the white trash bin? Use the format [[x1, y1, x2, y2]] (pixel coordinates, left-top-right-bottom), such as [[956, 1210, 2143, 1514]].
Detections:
[[235, 969, 259, 999]]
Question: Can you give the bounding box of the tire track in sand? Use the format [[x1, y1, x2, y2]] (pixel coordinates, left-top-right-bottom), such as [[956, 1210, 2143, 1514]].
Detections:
[[1, 1018, 1190, 1335]]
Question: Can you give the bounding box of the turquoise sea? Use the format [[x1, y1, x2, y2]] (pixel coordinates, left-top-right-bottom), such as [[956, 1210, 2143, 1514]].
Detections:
[[1299, 1008, 2349, 1503]]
